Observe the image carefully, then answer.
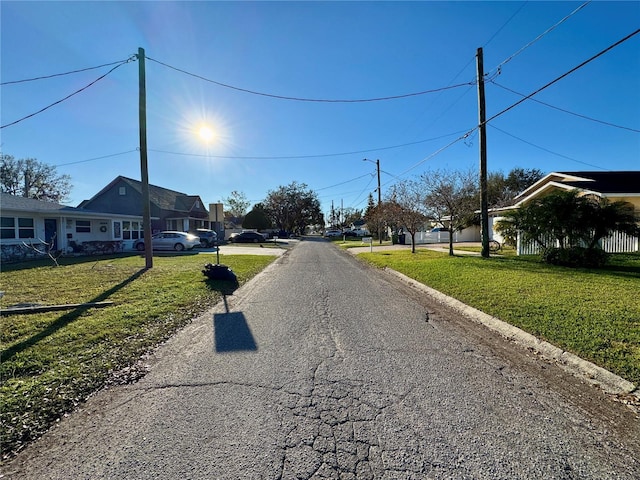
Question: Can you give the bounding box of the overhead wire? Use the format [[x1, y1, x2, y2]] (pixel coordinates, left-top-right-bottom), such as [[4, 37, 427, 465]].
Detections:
[[488, 1, 591, 76], [1, 57, 136, 129], [489, 81, 640, 132], [0, 56, 137, 85], [146, 131, 468, 160], [489, 124, 607, 170], [484, 28, 640, 126], [144, 55, 475, 103], [381, 128, 478, 188], [54, 150, 139, 167], [315, 173, 374, 192]]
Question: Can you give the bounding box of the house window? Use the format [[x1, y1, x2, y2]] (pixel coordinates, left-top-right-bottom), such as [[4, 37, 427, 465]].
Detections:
[[113, 221, 122, 239], [76, 220, 91, 233], [1, 217, 16, 239], [119, 187, 126, 195], [1, 217, 35, 239], [166, 219, 178, 230], [122, 221, 143, 240], [18, 218, 35, 238]]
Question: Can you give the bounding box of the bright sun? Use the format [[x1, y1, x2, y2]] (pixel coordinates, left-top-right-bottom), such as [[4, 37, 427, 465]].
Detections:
[[198, 125, 215, 142]]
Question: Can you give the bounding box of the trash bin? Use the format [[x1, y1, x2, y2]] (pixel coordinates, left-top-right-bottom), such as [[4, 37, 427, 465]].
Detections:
[[399, 234, 406, 245]]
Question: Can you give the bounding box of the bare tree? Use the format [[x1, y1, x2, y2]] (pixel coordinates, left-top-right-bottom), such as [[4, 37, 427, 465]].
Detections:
[[387, 179, 428, 253], [421, 168, 478, 256], [22, 233, 63, 267]]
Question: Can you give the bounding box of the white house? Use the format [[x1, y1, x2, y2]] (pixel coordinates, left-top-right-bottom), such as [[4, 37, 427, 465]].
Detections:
[[1, 193, 144, 261]]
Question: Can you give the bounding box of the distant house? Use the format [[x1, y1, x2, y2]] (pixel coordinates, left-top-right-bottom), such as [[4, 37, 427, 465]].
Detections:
[[78, 176, 223, 237], [490, 171, 640, 253], [1, 193, 143, 261]]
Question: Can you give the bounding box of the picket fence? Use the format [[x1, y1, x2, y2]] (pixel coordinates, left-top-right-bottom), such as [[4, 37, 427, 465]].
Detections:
[[517, 231, 639, 255]]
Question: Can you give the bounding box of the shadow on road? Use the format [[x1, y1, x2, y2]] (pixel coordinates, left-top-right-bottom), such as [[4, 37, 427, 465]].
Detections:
[[214, 310, 257, 353]]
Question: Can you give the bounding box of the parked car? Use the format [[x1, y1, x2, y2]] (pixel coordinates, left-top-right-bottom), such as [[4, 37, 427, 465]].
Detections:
[[134, 231, 200, 252], [229, 231, 265, 243], [352, 228, 370, 237], [191, 228, 218, 247], [324, 229, 342, 238]]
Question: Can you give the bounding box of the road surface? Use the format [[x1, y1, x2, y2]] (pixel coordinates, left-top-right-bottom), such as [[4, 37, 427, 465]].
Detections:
[[5, 238, 639, 479]]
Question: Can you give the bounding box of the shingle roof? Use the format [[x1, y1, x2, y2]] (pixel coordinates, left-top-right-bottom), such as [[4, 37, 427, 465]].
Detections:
[[1, 193, 73, 212], [556, 171, 640, 194], [1, 193, 143, 218], [117, 177, 201, 212]]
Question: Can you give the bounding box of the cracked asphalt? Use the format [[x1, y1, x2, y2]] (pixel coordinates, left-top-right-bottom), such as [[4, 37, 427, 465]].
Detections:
[[5, 238, 639, 479]]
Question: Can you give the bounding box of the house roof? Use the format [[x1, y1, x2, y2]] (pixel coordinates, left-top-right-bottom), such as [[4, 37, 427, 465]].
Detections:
[[83, 176, 206, 214], [515, 171, 640, 203], [1, 193, 72, 212], [2, 193, 142, 219]]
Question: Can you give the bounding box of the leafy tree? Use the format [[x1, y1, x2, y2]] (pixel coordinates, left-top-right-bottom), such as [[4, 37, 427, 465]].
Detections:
[[387, 179, 428, 253], [496, 190, 639, 266], [421, 168, 478, 256], [222, 190, 251, 223], [363, 193, 381, 240], [263, 182, 323, 234], [242, 203, 272, 231], [1, 154, 71, 202], [341, 207, 363, 229], [505, 167, 544, 196], [486, 167, 544, 208]]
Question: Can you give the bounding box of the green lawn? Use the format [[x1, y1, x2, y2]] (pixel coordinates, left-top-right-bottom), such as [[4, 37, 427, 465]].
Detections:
[[0, 253, 275, 458], [359, 250, 640, 387]]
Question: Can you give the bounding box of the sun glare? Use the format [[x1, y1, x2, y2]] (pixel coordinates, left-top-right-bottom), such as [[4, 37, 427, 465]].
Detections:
[[198, 125, 215, 142]]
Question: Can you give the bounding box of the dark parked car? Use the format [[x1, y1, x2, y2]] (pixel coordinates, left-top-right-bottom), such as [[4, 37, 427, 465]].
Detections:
[[191, 228, 218, 247], [229, 231, 265, 243]]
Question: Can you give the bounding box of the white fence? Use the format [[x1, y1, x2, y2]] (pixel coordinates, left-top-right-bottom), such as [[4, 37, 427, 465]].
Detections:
[[517, 231, 639, 255], [413, 231, 451, 244]]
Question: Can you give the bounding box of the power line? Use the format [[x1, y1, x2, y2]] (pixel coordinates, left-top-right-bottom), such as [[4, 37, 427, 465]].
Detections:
[[1, 59, 135, 129], [147, 131, 468, 160], [54, 150, 139, 167], [489, 124, 607, 170], [489, 81, 640, 133], [0, 56, 137, 85], [144, 55, 475, 103], [489, 1, 591, 76], [382, 128, 478, 186], [29, 129, 477, 169], [315, 173, 374, 192], [485, 28, 640, 126], [484, 1, 529, 48]]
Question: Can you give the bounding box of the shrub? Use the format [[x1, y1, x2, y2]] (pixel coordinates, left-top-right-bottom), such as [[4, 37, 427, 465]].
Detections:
[[541, 247, 609, 268]]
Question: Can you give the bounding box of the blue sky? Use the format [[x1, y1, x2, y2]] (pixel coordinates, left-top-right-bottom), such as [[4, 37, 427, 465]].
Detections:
[[2, 1, 639, 219]]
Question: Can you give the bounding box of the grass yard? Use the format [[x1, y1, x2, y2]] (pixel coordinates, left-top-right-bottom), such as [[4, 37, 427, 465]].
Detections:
[[359, 249, 640, 387], [0, 253, 275, 458]]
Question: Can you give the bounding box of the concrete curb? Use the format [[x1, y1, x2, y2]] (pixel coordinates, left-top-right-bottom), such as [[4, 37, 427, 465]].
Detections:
[[384, 267, 638, 397]]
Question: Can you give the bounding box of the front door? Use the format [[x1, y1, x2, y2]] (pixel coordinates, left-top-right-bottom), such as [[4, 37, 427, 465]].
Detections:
[[44, 219, 58, 250]]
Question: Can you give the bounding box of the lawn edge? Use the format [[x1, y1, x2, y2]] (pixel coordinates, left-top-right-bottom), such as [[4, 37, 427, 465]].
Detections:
[[384, 267, 638, 398]]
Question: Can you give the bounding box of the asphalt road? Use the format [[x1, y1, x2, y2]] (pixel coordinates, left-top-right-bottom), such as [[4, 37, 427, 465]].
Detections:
[[5, 238, 640, 479]]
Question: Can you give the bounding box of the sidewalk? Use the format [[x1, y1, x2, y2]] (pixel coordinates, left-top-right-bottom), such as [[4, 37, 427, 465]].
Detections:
[[347, 242, 483, 256]]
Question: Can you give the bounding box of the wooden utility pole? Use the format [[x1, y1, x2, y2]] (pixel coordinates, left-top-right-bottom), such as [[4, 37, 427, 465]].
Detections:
[[376, 159, 382, 244], [138, 47, 153, 268], [476, 47, 490, 258]]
